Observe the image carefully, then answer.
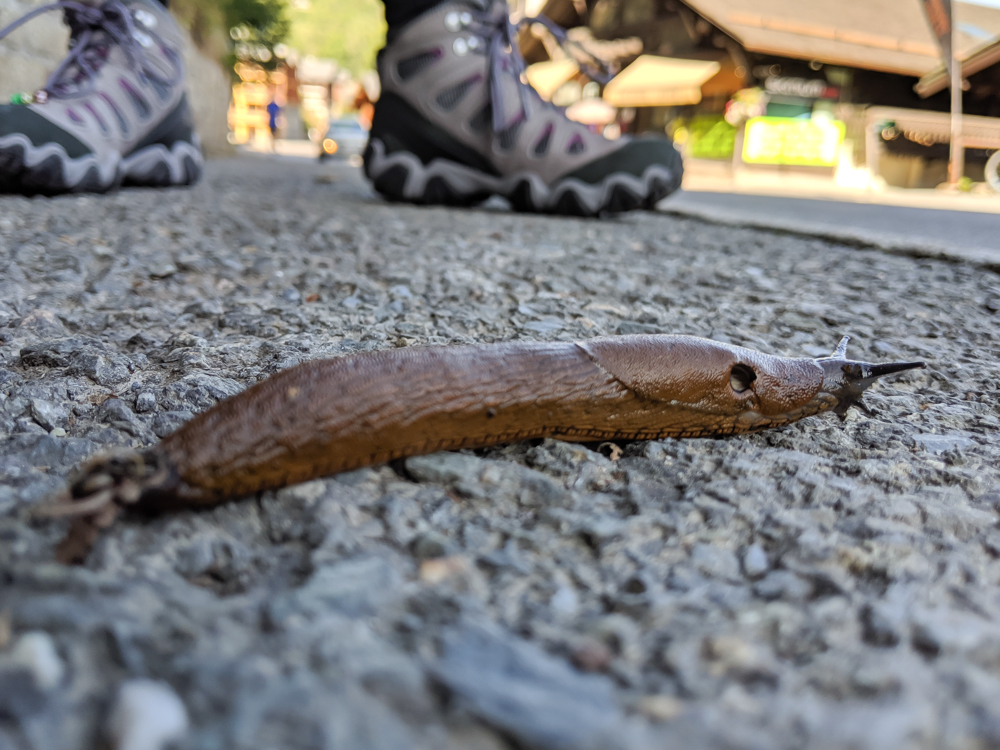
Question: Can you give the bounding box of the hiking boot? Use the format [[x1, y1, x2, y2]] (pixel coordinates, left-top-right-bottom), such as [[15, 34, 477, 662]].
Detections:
[[0, 0, 202, 195], [365, 1, 682, 216]]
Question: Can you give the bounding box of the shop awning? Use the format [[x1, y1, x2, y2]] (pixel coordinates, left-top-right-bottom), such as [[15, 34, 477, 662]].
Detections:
[[525, 59, 580, 101], [915, 35, 1000, 97], [681, 0, 1000, 78], [602, 56, 721, 108]]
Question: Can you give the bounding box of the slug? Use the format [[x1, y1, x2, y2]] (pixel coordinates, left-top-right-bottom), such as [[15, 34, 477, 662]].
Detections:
[[41, 334, 923, 562]]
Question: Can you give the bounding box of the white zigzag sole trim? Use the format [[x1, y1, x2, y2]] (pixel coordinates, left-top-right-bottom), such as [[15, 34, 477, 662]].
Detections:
[[0, 133, 119, 188], [365, 139, 677, 214], [121, 137, 203, 185], [0, 133, 203, 190]]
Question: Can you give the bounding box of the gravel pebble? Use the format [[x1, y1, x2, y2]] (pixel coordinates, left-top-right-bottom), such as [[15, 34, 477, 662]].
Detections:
[[433, 622, 622, 750], [7, 631, 64, 690], [741, 543, 770, 579], [29, 398, 66, 431], [134, 392, 156, 413], [107, 679, 189, 750]]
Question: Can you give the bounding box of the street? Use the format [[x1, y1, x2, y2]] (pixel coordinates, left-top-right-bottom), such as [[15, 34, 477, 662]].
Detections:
[[669, 189, 1000, 264], [1, 154, 999, 750]]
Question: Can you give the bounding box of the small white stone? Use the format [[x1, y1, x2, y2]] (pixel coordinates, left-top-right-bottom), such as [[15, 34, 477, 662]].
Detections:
[[51, 427, 67, 437], [742, 544, 770, 579], [108, 679, 189, 750], [550, 586, 579, 615], [135, 392, 156, 413], [10, 631, 64, 690]]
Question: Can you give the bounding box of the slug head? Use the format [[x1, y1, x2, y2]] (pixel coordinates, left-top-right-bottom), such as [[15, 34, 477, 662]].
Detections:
[[582, 335, 827, 432], [716, 336, 925, 429], [580, 334, 924, 435], [813, 336, 925, 417]]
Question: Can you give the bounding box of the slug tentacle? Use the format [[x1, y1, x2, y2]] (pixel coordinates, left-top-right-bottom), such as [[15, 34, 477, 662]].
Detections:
[[812, 335, 926, 417], [830, 335, 851, 359], [40, 334, 926, 563]]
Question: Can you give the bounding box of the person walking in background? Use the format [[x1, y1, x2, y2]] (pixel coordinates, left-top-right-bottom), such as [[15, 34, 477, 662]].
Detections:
[[266, 97, 282, 150], [0, 0, 682, 216]]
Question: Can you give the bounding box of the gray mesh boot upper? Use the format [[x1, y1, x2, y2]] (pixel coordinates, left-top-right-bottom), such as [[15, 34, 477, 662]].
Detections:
[[0, 0, 202, 194], [365, 1, 683, 216]]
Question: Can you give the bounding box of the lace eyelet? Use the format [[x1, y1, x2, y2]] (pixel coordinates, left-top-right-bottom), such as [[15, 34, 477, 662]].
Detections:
[[133, 8, 157, 28], [453, 37, 469, 56], [445, 10, 473, 31]]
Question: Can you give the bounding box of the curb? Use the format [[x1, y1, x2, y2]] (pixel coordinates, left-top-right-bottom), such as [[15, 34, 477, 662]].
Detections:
[[659, 203, 1000, 272]]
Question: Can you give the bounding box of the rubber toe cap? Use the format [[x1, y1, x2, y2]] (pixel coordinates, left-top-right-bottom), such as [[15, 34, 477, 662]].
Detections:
[[564, 136, 682, 185], [0, 105, 91, 158]]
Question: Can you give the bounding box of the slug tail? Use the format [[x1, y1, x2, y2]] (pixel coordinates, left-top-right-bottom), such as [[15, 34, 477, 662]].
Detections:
[[36, 448, 176, 564]]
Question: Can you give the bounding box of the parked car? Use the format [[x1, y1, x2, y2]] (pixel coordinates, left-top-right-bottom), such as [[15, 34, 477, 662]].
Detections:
[[987, 150, 1000, 194], [319, 117, 369, 161]]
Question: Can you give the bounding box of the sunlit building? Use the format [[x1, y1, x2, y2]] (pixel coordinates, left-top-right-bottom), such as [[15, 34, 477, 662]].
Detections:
[[522, 0, 1000, 187]]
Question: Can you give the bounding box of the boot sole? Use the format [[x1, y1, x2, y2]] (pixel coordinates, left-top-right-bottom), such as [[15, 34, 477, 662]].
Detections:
[[0, 135, 203, 195], [364, 137, 681, 217], [121, 139, 204, 188]]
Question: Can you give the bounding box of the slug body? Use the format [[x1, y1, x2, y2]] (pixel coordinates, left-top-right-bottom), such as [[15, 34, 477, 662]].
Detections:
[[46, 334, 923, 561], [153, 335, 834, 504]]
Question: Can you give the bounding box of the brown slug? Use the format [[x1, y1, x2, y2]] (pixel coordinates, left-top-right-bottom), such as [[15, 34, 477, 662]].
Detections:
[[41, 334, 924, 562]]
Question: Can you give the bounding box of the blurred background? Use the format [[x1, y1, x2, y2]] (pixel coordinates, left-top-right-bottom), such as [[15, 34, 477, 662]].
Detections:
[[2, 0, 999, 193]]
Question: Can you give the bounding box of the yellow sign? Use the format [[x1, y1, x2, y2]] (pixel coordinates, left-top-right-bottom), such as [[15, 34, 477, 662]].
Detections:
[[742, 117, 846, 167], [686, 116, 737, 160]]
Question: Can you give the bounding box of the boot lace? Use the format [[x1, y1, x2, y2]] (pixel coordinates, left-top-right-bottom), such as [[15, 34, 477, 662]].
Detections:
[[465, 6, 611, 132], [0, 0, 180, 101]]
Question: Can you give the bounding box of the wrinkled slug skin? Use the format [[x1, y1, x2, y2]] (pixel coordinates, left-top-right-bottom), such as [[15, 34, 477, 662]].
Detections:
[[579, 336, 824, 418], [157, 335, 826, 504]]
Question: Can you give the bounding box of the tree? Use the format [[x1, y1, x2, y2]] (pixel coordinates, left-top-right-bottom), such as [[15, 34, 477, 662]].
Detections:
[[224, 0, 291, 71], [287, 0, 385, 76], [169, 0, 291, 72]]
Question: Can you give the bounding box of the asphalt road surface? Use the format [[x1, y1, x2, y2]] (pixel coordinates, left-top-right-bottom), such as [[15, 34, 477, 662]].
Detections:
[[2, 156, 999, 750]]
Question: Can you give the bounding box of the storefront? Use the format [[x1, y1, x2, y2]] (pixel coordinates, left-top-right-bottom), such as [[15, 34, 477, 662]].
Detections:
[[525, 0, 1000, 187]]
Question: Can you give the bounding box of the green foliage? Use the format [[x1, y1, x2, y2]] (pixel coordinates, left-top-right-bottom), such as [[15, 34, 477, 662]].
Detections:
[[171, 0, 384, 77], [226, 0, 291, 49], [288, 0, 386, 75], [224, 0, 291, 71], [170, 0, 291, 72]]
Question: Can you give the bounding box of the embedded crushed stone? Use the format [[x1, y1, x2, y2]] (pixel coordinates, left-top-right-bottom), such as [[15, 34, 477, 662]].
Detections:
[[1, 155, 999, 750]]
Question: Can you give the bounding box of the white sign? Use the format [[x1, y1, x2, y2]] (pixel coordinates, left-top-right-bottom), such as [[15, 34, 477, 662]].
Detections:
[[764, 77, 828, 99]]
